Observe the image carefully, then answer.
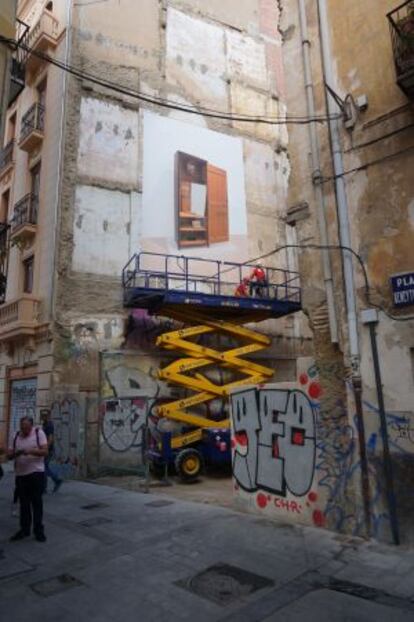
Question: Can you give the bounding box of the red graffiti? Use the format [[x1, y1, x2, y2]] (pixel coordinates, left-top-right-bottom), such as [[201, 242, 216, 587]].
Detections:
[[308, 382, 322, 400], [274, 498, 302, 513], [299, 373, 308, 385], [257, 492, 268, 508], [235, 432, 248, 447], [308, 491, 318, 503], [312, 509, 326, 527]]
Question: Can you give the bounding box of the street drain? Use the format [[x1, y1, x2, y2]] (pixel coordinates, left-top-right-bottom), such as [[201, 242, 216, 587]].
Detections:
[[30, 574, 83, 597], [145, 499, 174, 508], [176, 563, 274, 606], [79, 516, 113, 527], [80, 502, 109, 510], [328, 578, 388, 601]]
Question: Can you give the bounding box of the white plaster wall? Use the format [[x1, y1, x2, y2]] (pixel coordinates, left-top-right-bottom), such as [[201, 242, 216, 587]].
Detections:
[[166, 8, 228, 107], [77, 97, 139, 186], [243, 139, 282, 207], [226, 29, 268, 89], [142, 110, 247, 240], [72, 185, 140, 276], [173, 0, 260, 34]]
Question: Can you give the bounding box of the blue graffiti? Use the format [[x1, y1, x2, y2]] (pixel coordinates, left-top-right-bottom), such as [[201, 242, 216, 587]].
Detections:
[[314, 398, 389, 539]]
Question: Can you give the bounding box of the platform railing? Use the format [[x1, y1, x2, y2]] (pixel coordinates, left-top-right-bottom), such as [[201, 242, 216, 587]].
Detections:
[[123, 252, 301, 304]]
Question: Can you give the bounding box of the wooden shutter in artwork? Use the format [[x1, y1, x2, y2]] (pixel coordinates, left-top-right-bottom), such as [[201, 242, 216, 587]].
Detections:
[[207, 164, 229, 244]]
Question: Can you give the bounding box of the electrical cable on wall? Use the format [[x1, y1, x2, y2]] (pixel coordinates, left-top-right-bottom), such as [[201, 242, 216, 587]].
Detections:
[[0, 34, 342, 126], [2, 38, 412, 322], [322, 144, 414, 182]]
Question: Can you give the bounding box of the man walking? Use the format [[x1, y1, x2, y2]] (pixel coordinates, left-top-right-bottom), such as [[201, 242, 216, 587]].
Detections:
[[7, 416, 48, 542], [41, 410, 63, 493]]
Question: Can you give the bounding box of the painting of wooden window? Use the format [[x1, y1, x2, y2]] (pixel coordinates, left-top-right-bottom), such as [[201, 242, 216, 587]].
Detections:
[[175, 151, 229, 249]]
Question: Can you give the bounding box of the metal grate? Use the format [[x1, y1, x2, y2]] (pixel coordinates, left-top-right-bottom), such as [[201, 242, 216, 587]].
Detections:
[[328, 578, 390, 601], [175, 563, 274, 606], [30, 574, 83, 597]]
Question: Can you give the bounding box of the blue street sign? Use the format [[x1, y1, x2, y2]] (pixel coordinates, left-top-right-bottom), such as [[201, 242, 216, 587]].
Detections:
[[390, 272, 414, 308]]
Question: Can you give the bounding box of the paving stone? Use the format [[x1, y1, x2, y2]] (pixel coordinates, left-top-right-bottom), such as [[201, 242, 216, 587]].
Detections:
[[262, 589, 413, 622]]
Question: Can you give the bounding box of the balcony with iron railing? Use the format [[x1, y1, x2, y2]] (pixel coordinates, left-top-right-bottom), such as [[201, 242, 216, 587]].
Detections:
[[10, 193, 39, 242], [25, 8, 61, 76], [0, 296, 42, 343], [19, 103, 45, 153], [0, 141, 15, 178], [8, 19, 29, 106], [388, 1, 414, 99]]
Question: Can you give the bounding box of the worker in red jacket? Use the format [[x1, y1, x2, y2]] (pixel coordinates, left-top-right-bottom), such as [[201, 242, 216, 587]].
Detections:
[[234, 277, 250, 297], [249, 262, 268, 297]]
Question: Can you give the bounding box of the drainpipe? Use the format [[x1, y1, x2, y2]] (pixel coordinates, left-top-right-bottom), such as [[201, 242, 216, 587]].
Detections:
[[316, 0, 359, 369], [361, 309, 399, 545], [316, 0, 371, 536], [297, 0, 338, 344]]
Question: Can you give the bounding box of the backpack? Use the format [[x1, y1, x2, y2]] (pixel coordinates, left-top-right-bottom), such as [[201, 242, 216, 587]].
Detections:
[[13, 427, 41, 452]]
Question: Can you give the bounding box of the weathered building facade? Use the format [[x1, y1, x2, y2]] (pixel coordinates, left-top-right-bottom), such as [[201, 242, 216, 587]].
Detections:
[[269, 0, 414, 543], [0, 1, 312, 479], [0, 0, 68, 462], [2, 0, 413, 545], [0, 0, 17, 139]]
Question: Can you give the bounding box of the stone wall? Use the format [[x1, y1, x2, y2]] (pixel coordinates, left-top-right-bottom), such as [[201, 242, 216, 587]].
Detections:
[[50, 0, 314, 473], [281, 0, 414, 543]]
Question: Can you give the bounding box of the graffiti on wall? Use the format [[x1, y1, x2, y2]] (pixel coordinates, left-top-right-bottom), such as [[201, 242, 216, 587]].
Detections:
[[9, 378, 37, 444], [57, 317, 124, 389], [124, 309, 175, 352], [51, 399, 81, 477], [99, 353, 174, 462], [231, 388, 316, 499], [101, 398, 147, 452]]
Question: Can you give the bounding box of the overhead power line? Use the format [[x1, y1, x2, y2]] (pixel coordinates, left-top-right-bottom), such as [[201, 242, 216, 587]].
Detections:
[[1, 34, 343, 126], [322, 143, 414, 182]]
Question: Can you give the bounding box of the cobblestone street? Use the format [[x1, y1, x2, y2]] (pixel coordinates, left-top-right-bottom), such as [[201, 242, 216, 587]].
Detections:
[[1, 468, 414, 621]]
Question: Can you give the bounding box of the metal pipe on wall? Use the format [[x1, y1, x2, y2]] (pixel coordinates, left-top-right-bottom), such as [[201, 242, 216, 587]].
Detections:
[[316, 0, 360, 370], [368, 320, 400, 545], [297, 0, 338, 345], [316, 0, 372, 536]]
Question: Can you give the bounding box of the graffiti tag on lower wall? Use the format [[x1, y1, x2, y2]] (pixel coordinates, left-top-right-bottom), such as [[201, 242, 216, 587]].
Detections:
[[231, 388, 316, 497], [51, 399, 81, 477], [101, 398, 147, 452]]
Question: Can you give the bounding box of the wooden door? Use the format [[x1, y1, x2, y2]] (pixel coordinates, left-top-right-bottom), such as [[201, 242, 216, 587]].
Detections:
[[207, 164, 228, 244]]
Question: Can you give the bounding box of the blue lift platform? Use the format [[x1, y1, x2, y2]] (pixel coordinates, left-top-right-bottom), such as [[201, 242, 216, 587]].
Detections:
[[122, 252, 301, 322], [122, 252, 302, 481]]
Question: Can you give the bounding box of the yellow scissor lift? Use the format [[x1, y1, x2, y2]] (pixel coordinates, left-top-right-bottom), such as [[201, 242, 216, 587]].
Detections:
[[122, 252, 301, 481]]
